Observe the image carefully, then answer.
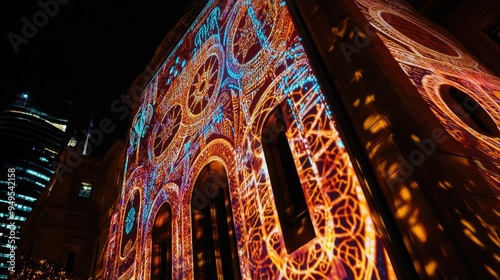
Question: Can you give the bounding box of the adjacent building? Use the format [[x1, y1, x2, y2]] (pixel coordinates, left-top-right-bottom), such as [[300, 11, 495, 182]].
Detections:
[[0, 92, 71, 278], [17, 139, 125, 279]]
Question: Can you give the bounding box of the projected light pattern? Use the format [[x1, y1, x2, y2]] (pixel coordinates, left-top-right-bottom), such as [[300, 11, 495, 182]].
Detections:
[[125, 207, 136, 234], [355, 0, 500, 180], [108, 0, 396, 279], [354, 0, 500, 277]]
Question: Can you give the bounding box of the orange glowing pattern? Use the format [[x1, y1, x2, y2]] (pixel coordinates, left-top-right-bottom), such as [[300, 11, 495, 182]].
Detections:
[[106, 0, 396, 278], [355, 0, 500, 191], [354, 0, 500, 277]]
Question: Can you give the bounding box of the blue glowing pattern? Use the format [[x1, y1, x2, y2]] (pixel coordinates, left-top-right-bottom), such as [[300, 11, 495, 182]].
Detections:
[[109, 1, 396, 279], [125, 206, 136, 235]]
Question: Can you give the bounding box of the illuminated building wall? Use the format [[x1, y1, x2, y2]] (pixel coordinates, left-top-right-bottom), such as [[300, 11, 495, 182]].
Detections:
[[292, 0, 500, 278], [107, 0, 500, 279]]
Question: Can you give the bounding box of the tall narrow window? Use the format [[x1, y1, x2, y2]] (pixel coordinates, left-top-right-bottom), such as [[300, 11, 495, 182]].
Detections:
[[487, 21, 500, 45], [262, 105, 316, 253], [78, 181, 93, 198], [191, 161, 241, 279], [65, 251, 76, 273], [151, 203, 172, 280]]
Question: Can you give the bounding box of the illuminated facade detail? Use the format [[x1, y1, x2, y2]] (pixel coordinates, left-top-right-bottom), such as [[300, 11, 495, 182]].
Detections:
[[187, 53, 222, 115], [108, 0, 399, 279], [191, 161, 240, 279], [125, 207, 136, 234], [151, 203, 173, 280], [439, 85, 498, 137], [357, 0, 500, 206], [342, 0, 499, 277], [262, 104, 316, 253], [104, 213, 119, 279], [120, 188, 141, 263], [355, 0, 500, 163]]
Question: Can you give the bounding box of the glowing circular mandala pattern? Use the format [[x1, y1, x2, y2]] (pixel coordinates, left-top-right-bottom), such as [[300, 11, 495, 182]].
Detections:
[[359, 3, 500, 160], [187, 53, 221, 115], [125, 206, 136, 234], [225, 0, 288, 81], [153, 104, 182, 158], [380, 12, 458, 57], [421, 75, 500, 159], [231, 1, 274, 64], [368, 7, 477, 68]]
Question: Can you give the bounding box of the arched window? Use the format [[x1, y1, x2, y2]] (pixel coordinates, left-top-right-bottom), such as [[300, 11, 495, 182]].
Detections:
[[151, 203, 172, 280], [191, 161, 241, 279], [262, 105, 316, 253]]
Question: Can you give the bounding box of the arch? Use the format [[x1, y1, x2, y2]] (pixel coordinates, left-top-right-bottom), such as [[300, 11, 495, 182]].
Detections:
[[145, 183, 179, 280], [261, 104, 316, 253], [151, 202, 173, 280], [120, 188, 142, 259], [191, 160, 241, 279]]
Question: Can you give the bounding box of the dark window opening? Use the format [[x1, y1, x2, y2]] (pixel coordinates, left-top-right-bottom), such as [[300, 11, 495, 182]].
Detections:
[[487, 21, 500, 45], [151, 203, 172, 280], [262, 105, 316, 254], [65, 251, 76, 273], [440, 85, 498, 137], [191, 162, 241, 280]]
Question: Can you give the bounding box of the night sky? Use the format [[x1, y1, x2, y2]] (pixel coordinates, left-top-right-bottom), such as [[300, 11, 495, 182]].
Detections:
[[1, 0, 193, 156]]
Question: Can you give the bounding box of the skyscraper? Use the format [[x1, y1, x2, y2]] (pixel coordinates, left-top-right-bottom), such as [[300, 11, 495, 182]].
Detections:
[[0, 92, 71, 278]]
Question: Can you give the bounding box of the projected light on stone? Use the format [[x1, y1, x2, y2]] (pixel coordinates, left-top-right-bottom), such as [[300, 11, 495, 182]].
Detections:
[[355, 0, 500, 193], [107, 0, 398, 279]]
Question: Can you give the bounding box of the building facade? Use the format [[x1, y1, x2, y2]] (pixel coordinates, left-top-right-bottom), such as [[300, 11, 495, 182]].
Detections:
[[0, 92, 71, 278], [408, 0, 500, 76], [105, 0, 500, 279], [17, 139, 125, 279]]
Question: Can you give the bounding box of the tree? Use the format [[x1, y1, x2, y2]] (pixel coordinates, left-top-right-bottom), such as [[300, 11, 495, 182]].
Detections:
[[9, 257, 75, 280]]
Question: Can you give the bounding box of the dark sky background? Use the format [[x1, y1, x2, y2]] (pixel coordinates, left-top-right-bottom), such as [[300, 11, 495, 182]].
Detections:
[[1, 0, 193, 156]]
